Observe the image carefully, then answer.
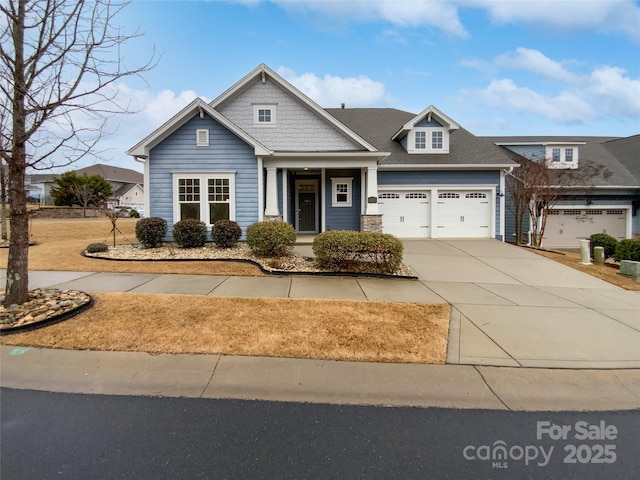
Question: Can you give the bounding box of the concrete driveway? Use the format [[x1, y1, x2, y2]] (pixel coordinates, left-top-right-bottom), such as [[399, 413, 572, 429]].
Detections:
[[401, 239, 640, 369]]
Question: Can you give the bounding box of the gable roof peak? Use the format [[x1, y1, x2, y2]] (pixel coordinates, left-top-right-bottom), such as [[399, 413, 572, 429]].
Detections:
[[391, 105, 460, 141]]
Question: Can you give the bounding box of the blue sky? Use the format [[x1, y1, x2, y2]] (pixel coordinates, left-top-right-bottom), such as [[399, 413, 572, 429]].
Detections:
[[88, 0, 640, 171]]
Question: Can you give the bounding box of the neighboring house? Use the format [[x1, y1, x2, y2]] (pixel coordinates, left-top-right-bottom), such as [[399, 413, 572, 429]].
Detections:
[[489, 136, 640, 248], [25, 173, 58, 203], [127, 64, 518, 241], [28, 164, 144, 207]]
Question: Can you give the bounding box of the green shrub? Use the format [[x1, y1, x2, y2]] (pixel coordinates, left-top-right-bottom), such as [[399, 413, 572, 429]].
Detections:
[[135, 217, 167, 248], [589, 233, 618, 259], [246, 221, 296, 257], [172, 219, 207, 248], [211, 220, 242, 248], [86, 242, 108, 253], [312, 230, 404, 274], [129, 209, 140, 218], [614, 239, 640, 262]]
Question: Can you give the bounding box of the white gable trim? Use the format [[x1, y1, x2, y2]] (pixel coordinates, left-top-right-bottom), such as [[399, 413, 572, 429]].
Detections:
[[127, 98, 271, 159], [210, 64, 379, 153], [391, 105, 460, 141]]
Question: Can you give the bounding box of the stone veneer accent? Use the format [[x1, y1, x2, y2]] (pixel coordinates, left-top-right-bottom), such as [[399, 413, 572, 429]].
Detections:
[[263, 215, 284, 222], [360, 214, 383, 233]]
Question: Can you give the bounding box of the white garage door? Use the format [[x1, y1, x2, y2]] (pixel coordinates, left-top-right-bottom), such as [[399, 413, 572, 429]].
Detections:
[[542, 208, 627, 248], [378, 191, 430, 237], [435, 191, 492, 238]]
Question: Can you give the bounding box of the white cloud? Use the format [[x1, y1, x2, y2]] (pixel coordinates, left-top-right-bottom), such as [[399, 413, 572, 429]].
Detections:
[[277, 66, 391, 107], [233, 0, 640, 42], [265, 0, 469, 37], [462, 47, 640, 125], [495, 47, 581, 84], [473, 0, 640, 43], [587, 66, 640, 117], [465, 78, 595, 123]]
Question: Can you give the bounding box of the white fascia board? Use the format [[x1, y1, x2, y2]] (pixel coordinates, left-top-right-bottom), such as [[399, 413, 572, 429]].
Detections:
[[126, 98, 271, 158], [551, 185, 639, 189], [379, 163, 518, 170], [272, 151, 389, 159], [391, 105, 460, 141], [494, 142, 587, 146], [263, 157, 380, 169], [210, 64, 379, 153]]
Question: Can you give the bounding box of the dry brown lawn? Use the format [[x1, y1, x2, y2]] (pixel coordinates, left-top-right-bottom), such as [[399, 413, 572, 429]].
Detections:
[[529, 248, 640, 291], [0, 293, 451, 364], [1, 217, 262, 276]]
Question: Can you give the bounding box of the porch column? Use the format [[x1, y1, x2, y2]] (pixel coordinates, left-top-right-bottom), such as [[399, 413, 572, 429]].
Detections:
[[365, 166, 379, 214], [264, 167, 281, 218]]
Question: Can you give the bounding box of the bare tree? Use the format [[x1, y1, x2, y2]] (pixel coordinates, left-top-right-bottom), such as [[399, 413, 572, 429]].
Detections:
[[0, 0, 156, 306], [507, 157, 609, 247]]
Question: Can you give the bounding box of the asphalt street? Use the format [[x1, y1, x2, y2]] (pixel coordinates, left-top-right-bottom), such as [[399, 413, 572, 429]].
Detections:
[[1, 388, 639, 479]]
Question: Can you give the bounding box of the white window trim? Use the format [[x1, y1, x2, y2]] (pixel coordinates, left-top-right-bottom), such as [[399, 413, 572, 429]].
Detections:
[[408, 128, 449, 154], [196, 129, 209, 146], [172, 172, 236, 226], [331, 177, 353, 207], [253, 104, 277, 127], [546, 145, 579, 169]]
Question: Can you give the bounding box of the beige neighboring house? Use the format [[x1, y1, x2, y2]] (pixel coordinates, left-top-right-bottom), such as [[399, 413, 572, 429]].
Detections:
[[26, 163, 144, 207]]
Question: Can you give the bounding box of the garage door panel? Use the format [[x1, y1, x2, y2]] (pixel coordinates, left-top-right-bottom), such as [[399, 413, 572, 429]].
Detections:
[[436, 191, 492, 238], [543, 209, 627, 248], [379, 191, 430, 237]]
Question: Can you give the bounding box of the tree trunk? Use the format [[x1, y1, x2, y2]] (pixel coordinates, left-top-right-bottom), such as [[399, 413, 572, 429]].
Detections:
[[5, 162, 29, 306], [4, 0, 30, 306]]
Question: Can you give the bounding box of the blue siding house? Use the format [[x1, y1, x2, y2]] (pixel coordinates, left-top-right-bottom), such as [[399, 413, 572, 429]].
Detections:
[[127, 64, 523, 240]]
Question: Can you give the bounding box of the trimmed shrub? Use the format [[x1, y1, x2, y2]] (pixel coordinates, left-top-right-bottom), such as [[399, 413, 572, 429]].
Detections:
[[211, 220, 242, 248], [86, 242, 108, 253], [173, 219, 207, 248], [589, 233, 618, 259], [614, 239, 640, 262], [129, 209, 140, 218], [135, 217, 167, 248], [313, 230, 404, 274], [246, 221, 296, 257]]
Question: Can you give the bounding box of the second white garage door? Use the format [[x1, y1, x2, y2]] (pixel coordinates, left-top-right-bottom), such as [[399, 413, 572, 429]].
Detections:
[[435, 191, 492, 238], [542, 208, 627, 248], [378, 191, 430, 237]]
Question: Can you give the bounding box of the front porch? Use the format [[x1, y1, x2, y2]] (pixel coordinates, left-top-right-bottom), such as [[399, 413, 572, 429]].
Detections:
[[261, 161, 384, 235]]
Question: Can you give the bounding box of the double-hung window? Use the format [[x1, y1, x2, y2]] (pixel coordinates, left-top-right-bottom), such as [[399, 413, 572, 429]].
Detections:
[[414, 131, 426, 150], [552, 148, 561, 162], [431, 131, 443, 149], [564, 148, 574, 163], [174, 173, 235, 225], [331, 177, 353, 207]]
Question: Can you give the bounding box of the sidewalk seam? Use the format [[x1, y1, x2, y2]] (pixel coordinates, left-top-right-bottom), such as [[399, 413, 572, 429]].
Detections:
[[464, 313, 523, 367], [473, 366, 512, 411], [199, 355, 221, 398]]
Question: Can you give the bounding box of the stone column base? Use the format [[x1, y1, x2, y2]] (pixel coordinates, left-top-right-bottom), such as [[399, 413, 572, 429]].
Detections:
[[263, 215, 284, 222], [360, 214, 383, 233]]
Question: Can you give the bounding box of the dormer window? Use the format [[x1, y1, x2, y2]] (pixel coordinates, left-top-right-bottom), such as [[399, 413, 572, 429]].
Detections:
[[432, 131, 443, 150], [546, 145, 579, 169], [565, 148, 574, 163], [253, 104, 276, 126], [408, 128, 449, 153]]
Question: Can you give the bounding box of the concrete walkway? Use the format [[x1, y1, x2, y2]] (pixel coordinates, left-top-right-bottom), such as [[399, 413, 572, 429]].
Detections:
[[1, 239, 639, 410]]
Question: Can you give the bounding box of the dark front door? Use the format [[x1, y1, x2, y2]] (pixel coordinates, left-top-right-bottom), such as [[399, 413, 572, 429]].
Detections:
[[298, 192, 316, 232]]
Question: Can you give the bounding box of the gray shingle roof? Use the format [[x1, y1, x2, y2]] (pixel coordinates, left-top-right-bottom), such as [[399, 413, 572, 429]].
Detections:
[[74, 164, 143, 184], [486, 136, 640, 187], [326, 108, 518, 166]]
